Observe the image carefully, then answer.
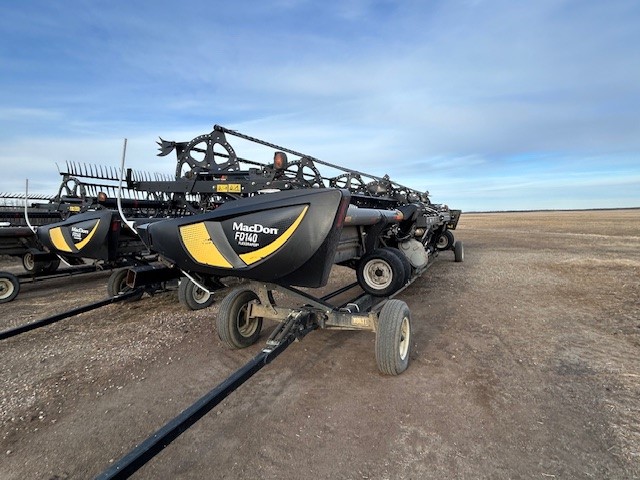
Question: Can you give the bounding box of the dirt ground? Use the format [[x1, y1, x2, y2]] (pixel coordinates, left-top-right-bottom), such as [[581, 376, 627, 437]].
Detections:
[[1, 209, 639, 479]]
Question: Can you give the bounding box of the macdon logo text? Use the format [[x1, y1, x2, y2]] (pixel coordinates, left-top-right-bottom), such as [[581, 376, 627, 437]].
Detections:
[[71, 226, 90, 235], [232, 222, 279, 246], [232, 222, 279, 235]]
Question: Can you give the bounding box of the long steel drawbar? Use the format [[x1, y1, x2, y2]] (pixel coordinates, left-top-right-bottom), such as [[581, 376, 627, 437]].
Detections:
[[95, 311, 317, 480], [0, 289, 142, 340]]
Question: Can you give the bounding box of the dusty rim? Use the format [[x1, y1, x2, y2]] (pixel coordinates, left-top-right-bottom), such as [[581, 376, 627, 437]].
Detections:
[[22, 252, 35, 272], [191, 285, 211, 305], [399, 315, 410, 360], [362, 259, 393, 290], [0, 277, 16, 300], [0, 272, 19, 303], [236, 302, 260, 337]]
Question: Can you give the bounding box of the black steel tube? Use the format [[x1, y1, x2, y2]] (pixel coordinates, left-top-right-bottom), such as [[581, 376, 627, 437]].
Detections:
[[95, 333, 300, 480], [0, 290, 141, 340], [320, 282, 360, 302], [16, 264, 100, 283]]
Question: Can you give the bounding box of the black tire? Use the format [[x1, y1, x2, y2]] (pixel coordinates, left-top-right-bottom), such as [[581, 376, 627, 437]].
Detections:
[[107, 268, 143, 300], [375, 299, 412, 375], [356, 248, 405, 297], [383, 247, 412, 285], [217, 288, 263, 349], [0, 272, 20, 303], [178, 278, 215, 310], [43, 257, 61, 274], [436, 230, 455, 251], [454, 240, 464, 263]]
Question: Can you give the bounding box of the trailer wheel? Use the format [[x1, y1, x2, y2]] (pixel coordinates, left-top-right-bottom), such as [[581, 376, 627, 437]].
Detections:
[[0, 272, 20, 304], [375, 299, 411, 375], [22, 252, 35, 272], [178, 278, 215, 310], [217, 288, 263, 349], [436, 230, 455, 251], [357, 248, 405, 296], [107, 268, 143, 301], [383, 247, 412, 285], [454, 240, 464, 263], [22, 252, 44, 273]]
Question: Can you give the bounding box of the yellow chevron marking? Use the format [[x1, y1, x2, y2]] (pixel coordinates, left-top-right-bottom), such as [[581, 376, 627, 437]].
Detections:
[[180, 222, 232, 268], [240, 206, 308, 265], [50, 227, 73, 253]]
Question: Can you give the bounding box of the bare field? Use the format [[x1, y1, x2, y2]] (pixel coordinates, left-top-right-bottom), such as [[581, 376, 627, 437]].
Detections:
[[1, 209, 639, 479]]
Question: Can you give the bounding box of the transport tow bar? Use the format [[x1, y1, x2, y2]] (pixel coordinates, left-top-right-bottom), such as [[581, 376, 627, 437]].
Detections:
[[0, 289, 143, 340], [96, 310, 317, 480]]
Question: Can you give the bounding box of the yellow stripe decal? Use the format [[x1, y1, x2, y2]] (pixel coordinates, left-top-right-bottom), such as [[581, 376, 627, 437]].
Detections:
[[240, 206, 308, 265], [74, 220, 100, 250], [50, 227, 73, 252], [180, 222, 232, 268]]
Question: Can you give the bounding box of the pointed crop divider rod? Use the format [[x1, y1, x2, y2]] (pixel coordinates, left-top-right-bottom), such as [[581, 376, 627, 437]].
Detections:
[[24, 179, 36, 234], [117, 139, 137, 235]]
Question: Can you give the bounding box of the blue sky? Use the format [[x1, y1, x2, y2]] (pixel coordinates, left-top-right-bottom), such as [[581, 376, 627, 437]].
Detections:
[[1, 0, 639, 211]]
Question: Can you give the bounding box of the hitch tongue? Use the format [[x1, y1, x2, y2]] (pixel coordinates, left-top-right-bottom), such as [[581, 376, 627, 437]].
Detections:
[[265, 311, 311, 349]]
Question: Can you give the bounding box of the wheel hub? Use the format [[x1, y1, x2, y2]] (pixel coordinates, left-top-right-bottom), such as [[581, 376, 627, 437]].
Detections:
[[364, 260, 393, 289], [237, 304, 259, 337], [0, 280, 14, 298], [193, 287, 210, 303]]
